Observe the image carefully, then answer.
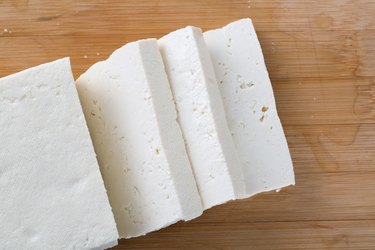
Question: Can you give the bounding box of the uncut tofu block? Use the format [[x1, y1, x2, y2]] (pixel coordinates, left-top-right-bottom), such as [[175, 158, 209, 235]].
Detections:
[[204, 18, 295, 196], [0, 58, 118, 250], [76, 39, 203, 239], [159, 27, 246, 210]]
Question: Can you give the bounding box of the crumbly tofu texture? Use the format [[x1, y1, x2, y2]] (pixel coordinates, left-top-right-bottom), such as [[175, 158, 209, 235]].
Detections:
[[204, 18, 295, 196], [159, 27, 246, 210], [76, 39, 203, 239], [0, 58, 119, 250]]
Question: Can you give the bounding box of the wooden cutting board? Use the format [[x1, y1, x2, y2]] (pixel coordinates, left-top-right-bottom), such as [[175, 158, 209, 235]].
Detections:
[[1, 0, 374, 249]]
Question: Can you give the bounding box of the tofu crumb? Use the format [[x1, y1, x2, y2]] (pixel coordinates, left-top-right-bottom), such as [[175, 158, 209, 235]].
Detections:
[[83, 55, 88, 59], [3, 28, 8, 33]]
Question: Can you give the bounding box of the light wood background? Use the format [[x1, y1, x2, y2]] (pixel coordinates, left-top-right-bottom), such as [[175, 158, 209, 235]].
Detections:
[[1, 0, 375, 249]]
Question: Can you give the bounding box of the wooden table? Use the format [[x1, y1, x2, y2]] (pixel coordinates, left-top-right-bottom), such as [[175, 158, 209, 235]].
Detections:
[[1, 0, 374, 249]]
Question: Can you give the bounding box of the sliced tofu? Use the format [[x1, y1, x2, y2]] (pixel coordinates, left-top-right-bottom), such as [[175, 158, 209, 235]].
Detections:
[[76, 39, 203, 238], [158, 27, 246, 210], [0, 58, 118, 250], [204, 18, 295, 196]]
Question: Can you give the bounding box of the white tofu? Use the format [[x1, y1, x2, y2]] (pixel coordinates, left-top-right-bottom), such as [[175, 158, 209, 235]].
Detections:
[[159, 27, 246, 210], [204, 18, 295, 196], [0, 58, 118, 250], [76, 39, 203, 238]]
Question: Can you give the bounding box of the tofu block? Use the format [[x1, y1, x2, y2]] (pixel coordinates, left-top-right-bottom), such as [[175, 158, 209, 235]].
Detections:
[[76, 39, 203, 238], [0, 58, 118, 250], [159, 27, 246, 210], [204, 18, 295, 196]]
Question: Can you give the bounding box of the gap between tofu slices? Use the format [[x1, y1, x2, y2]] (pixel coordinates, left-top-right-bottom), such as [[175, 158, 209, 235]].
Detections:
[[0, 58, 119, 250], [204, 18, 295, 196], [76, 39, 203, 239]]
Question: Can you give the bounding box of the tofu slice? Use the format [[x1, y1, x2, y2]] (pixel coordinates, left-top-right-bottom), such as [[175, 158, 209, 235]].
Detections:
[[0, 58, 118, 250], [76, 39, 203, 238], [204, 18, 295, 196], [158, 27, 246, 210]]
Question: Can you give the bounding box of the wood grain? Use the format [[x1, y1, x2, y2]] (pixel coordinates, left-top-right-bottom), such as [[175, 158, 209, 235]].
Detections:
[[1, 0, 374, 249]]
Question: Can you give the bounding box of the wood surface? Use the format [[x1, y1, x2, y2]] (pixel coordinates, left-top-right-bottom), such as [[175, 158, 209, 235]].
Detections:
[[1, 0, 375, 249]]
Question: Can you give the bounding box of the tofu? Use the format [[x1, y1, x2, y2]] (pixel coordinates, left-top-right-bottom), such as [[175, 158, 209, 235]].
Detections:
[[0, 58, 118, 250], [76, 39, 203, 238], [159, 27, 246, 210], [204, 18, 295, 196]]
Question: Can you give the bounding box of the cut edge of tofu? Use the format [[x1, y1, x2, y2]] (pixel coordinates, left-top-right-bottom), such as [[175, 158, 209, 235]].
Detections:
[[188, 27, 247, 200], [137, 38, 203, 220], [158, 27, 247, 210], [76, 39, 203, 238]]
